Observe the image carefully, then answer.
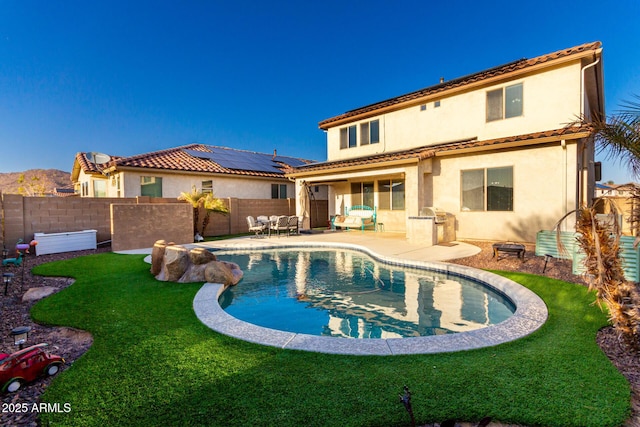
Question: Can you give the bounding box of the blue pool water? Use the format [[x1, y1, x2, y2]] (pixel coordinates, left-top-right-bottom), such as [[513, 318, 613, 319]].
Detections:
[[217, 248, 515, 339]]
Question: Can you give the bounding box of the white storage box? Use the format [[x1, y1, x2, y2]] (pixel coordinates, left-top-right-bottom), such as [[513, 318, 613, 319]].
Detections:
[[34, 230, 98, 256]]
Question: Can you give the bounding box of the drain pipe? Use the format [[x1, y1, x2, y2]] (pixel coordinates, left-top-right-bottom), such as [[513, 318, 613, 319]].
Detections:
[[579, 56, 601, 210], [560, 139, 568, 231], [580, 56, 601, 118]]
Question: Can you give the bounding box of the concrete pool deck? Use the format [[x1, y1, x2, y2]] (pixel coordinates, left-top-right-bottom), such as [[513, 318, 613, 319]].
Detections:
[[119, 232, 548, 355]]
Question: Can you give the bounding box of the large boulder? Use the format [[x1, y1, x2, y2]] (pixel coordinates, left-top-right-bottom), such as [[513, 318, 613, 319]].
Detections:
[[151, 241, 243, 286], [204, 260, 243, 285], [159, 245, 190, 282], [189, 247, 217, 265], [150, 240, 168, 276]]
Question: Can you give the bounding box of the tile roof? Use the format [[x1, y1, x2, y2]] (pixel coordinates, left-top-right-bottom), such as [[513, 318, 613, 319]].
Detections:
[[319, 42, 602, 129], [289, 125, 592, 175], [79, 144, 314, 178]]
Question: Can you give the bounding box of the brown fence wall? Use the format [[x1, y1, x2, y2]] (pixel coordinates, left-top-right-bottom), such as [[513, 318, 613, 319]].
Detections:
[[1, 194, 329, 251], [111, 203, 193, 252]]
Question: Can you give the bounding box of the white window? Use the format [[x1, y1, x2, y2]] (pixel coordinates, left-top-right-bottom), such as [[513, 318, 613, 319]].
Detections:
[[340, 119, 379, 149], [202, 180, 213, 194], [378, 179, 405, 210], [141, 176, 162, 197], [271, 183, 287, 199], [93, 180, 107, 198], [350, 182, 374, 207], [487, 83, 523, 121], [461, 167, 513, 211]]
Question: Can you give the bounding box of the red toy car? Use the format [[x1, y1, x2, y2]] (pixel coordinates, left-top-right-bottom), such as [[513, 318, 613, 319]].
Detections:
[[0, 343, 64, 392]]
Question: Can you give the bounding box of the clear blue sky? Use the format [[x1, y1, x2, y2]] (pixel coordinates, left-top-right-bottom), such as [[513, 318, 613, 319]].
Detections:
[[1, 0, 639, 184]]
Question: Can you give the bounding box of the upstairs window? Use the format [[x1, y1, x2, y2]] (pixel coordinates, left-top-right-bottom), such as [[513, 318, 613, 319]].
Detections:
[[487, 83, 523, 121], [360, 120, 380, 145], [340, 125, 357, 149], [340, 119, 379, 149]]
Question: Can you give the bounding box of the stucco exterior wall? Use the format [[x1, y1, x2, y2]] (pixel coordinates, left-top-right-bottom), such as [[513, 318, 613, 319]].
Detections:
[[326, 62, 582, 162], [431, 142, 579, 241]]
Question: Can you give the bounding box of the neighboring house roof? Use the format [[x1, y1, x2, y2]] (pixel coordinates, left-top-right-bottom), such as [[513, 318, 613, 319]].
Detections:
[[53, 187, 77, 197], [289, 125, 591, 176], [596, 182, 639, 193], [74, 144, 314, 179], [319, 41, 602, 129]]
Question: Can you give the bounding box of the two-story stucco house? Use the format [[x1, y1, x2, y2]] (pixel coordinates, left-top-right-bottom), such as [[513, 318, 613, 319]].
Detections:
[[288, 42, 604, 242], [71, 144, 326, 201]]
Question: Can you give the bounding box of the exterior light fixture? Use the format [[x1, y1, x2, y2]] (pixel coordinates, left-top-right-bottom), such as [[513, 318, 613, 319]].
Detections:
[[3, 273, 14, 296], [10, 326, 32, 349], [2, 248, 8, 259]]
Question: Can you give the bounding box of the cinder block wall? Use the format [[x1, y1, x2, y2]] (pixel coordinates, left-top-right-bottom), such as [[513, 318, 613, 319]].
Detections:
[[2, 194, 25, 250], [111, 203, 193, 251], [23, 197, 137, 244], [1, 194, 329, 251]]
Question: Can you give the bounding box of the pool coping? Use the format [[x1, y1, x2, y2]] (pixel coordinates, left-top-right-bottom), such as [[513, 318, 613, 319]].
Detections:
[[192, 241, 548, 356]]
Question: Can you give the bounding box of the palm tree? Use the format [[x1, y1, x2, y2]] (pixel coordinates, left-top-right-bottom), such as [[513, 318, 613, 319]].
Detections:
[[568, 94, 640, 349], [178, 186, 205, 235], [200, 192, 229, 236], [591, 94, 640, 177]]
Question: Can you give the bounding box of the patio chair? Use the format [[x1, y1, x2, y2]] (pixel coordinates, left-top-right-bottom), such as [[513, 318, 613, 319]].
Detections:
[[270, 215, 289, 237], [246, 216, 267, 238], [288, 215, 299, 235]]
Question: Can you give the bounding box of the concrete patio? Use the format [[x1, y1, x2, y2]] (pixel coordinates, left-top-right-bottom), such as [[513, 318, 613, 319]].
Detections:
[[190, 230, 481, 262]]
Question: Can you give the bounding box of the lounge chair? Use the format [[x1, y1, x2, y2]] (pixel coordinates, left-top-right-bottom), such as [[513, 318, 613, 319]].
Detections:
[[270, 215, 289, 237], [246, 216, 267, 238], [288, 216, 299, 235]]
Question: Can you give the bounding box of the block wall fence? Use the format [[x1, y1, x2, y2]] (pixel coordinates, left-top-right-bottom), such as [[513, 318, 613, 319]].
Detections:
[[0, 193, 328, 251]]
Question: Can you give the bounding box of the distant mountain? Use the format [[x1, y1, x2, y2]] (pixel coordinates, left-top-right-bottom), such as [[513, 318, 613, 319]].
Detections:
[[0, 169, 72, 196]]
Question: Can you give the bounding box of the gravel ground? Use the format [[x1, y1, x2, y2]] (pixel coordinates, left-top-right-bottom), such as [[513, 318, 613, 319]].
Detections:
[[0, 242, 638, 427]]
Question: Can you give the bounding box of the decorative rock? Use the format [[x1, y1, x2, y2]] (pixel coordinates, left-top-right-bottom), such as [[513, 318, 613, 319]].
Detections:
[[178, 263, 208, 283], [189, 247, 216, 265], [204, 261, 243, 286], [151, 241, 243, 286], [159, 245, 190, 282], [22, 286, 58, 302], [150, 240, 168, 276]]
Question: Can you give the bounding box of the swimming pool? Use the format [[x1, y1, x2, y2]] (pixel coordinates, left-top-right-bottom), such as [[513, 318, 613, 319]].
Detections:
[[193, 243, 548, 355], [217, 248, 515, 338]]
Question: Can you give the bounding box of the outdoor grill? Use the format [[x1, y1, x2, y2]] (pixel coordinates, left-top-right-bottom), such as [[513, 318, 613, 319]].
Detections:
[[419, 207, 447, 224]]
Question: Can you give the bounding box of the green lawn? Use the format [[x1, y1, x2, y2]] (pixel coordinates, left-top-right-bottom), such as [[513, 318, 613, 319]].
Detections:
[[31, 253, 630, 427]]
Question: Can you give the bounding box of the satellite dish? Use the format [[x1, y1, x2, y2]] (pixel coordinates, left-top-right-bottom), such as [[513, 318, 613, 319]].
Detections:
[[87, 152, 111, 164]]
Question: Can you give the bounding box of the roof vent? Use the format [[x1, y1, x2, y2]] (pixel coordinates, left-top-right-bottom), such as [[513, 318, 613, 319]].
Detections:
[[439, 77, 444, 84]]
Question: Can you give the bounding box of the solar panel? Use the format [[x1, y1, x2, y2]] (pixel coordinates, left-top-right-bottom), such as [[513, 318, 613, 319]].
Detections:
[[274, 156, 307, 167], [183, 147, 301, 174]]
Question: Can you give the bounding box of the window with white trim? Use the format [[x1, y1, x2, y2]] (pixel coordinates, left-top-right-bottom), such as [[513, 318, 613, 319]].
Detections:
[[350, 182, 374, 207], [487, 83, 523, 121], [340, 119, 379, 149], [461, 166, 513, 211], [271, 183, 287, 199], [202, 180, 213, 194], [378, 179, 405, 210], [141, 176, 162, 197]]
